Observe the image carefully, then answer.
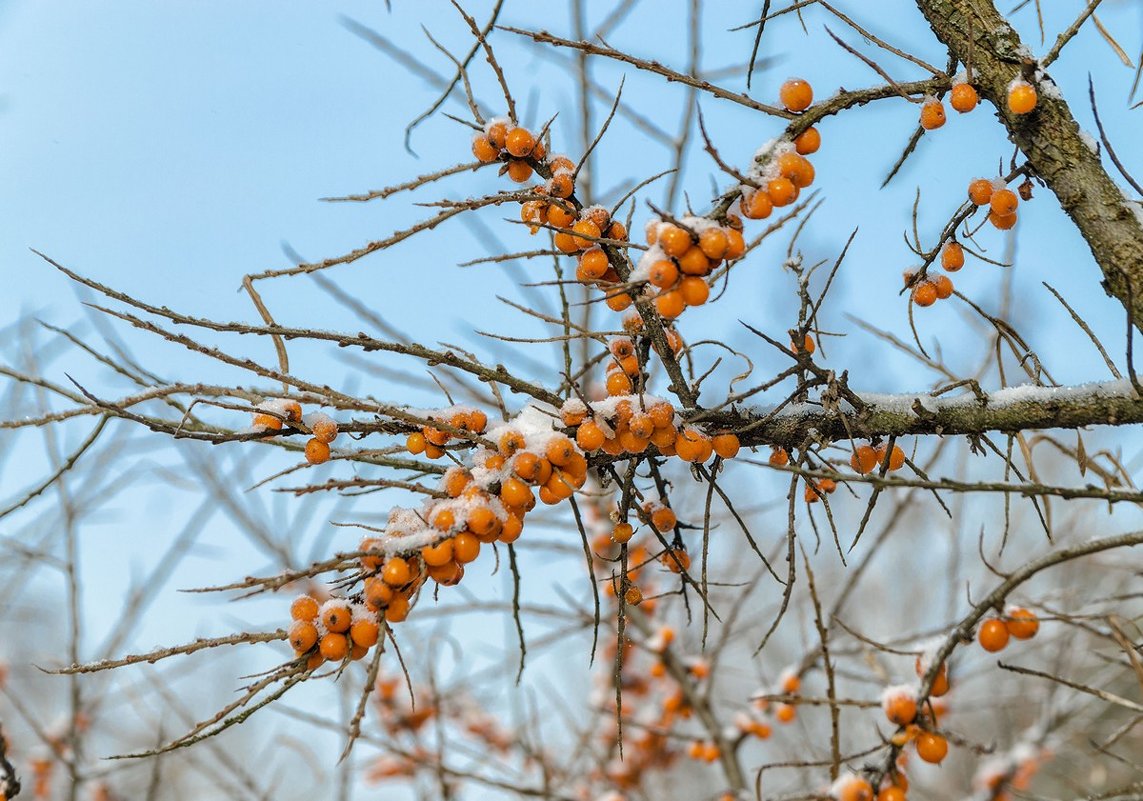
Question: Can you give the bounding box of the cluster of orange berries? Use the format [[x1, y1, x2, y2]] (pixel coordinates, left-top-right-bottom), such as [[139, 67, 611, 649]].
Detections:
[[252, 399, 339, 465], [637, 218, 746, 320], [729, 78, 822, 229], [404, 407, 489, 459], [471, 118, 547, 183], [746, 668, 802, 732], [565, 395, 739, 466], [918, 73, 1037, 132], [968, 177, 1023, 230], [288, 594, 381, 670], [849, 442, 907, 474], [978, 606, 1039, 652]]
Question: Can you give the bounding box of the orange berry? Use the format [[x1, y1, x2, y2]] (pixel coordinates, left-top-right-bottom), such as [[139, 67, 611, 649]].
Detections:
[[548, 203, 576, 228], [547, 172, 574, 199], [1007, 81, 1037, 114], [792, 333, 815, 355], [385, 594, 410, 623], [311, 416, 338, 444], [712, 433, 740, 459], [794, 126, 820, 155], [650, 506, 677, 532], [253, 412, 283, 432], [548, 155, 575, 173], [968, 178, 994, 206], [319, 632, 348, 661], [405, 431, 426, 454], [781, 672, 800, 693], [674, 427, 706, 462], [486, 120, 508, 149], [698, 228, 729, 260], [606, 371, 633, 396], [305, 652, 325, 671], [779, 78, 813, 112], [648, 402, 674, 428], [350, 619, 380, 649], [322, 602, 351, 633], [499, 430, 526, 456], [1006, 607, 1039, 640], [877, 787, 905, 801], [989, 209, 1018, 230], [933, 275, 954, 300], [679, 276, 710, 306], [612, 522, 635, 544], [655, 290, 686, 319], [658, 225, 692, 258], [724, 228, 746, 260], [887, 444, 906, 471], [912, 282, 937, 307], [605, 291, 633, 312], [775, 703, 796, 723], [290, 595, 319, 622], [608, 221, 628, 241], [677, 245, 710, 275], [472, 135, 499, 163], [950, 83, 978, 113], [662, 548, 690, 572], [422, 538, 454, 567], [624, 585, 643, 605], [583, 206, 610, 231], [281, 400, 302, 423], [884, 692, 918, 726], [920, 98, 946, 130], [500, 513, 524, 543], [382, 557, 413, 587], [504, 127, 536, 158], [521, 200, 548, 232], [305, 438, 331, 464], [572, 219, 601, 250], [629, 413, 654, 439], [576, 420, 606, 451], [452, 532, 481, 564], [545, 436, 576, 467], [648, 263, 679, 296], [915, 731, 948, 764], [433, 508, 456, 532], [978, 618, 1010, 652], [500, 477, 532, 509], [850, 444, 879, 474], [991, 188, 1019, 216], [769, 447, 789, 467], [617, 355, 640, 377], [577, 249, 608, 280], [742, 189, 773, 220], [767, 177, 797, 207], [941, 241, 965, 271], [506, 159, 533, 183], [467, 506, 500, 540], [777, 151, 814, 188], [444, 467, 471, 497], [837, 777, 873, 801], [289, 620, 319, 653], [364, 577, 393, 609]]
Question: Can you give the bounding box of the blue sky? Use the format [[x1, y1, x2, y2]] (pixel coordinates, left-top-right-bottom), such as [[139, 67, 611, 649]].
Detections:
[[2, 0, 1142, 793]]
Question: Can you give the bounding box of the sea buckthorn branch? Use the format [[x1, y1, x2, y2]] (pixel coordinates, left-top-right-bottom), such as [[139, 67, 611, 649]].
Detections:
[[697, 378, 1143, 450], [48, 631, 288, 675], [38, 252, 564, 407], [914, 0, 1143, 330], [867, 529, 1143, 791]]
